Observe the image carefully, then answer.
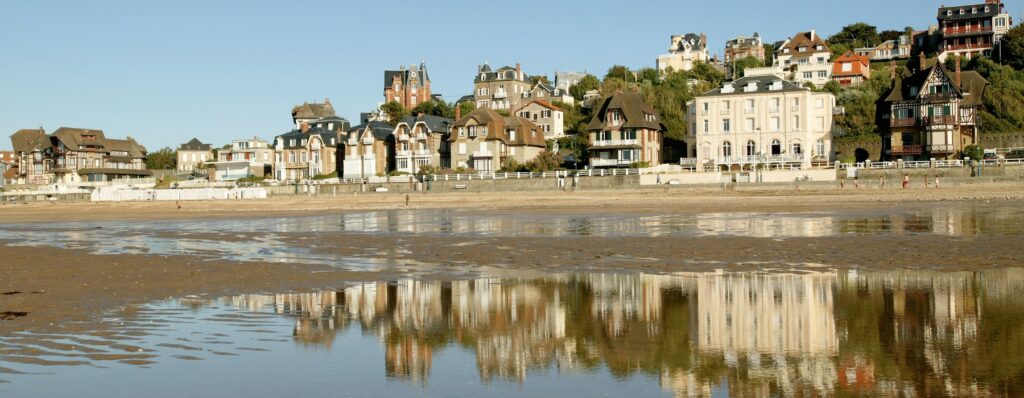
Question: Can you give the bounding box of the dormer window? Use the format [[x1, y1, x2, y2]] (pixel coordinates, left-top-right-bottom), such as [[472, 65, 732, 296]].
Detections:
[[972, 7, 977, 14], [959, 9, 964, 15], [481, 74, 487, 81], [784, 48, 791, 53], [798, 46, 807, 52], [947, 10, 952, 16], [815, 45, 822, 51]]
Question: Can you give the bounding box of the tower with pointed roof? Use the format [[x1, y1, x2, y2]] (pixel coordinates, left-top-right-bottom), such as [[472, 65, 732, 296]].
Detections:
[[384, 63, 432, 110]]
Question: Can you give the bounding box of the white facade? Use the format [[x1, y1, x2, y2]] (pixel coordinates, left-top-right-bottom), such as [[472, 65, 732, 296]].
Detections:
[[775, 30, 833, 87], [516, 101, 564, 140], [686, 77, 835, 170]]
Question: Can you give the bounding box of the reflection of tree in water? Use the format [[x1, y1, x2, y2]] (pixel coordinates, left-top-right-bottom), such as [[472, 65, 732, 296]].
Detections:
[[216, 268, 1024, 397]]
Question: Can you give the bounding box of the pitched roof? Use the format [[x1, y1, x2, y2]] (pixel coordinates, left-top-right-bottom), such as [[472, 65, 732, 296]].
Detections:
[[348, 121, 396, 142], [475, 64, 524, 83], [291, 100, 336, 121], [520, 99, 563, 112], [586, 92, 665, 132], [449, 107, 545, 147], [883, 58, 987, 107], [178, 138, 212, 151], [384, 63, 430, 89], [938, 2, 1003, 21], [400, 114, 453, 133], [778, 31, 831, 57], [277, 125, 344, 149], [51, 127, 106, 150], [10, 128, 49, 153], [832, 51, 871, 78], [105, 137, 147, 158], [697, 75, 808, 97]]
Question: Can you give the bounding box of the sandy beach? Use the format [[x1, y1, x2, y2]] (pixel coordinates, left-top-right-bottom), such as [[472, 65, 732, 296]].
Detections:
[[2, 184, 1024, 336]]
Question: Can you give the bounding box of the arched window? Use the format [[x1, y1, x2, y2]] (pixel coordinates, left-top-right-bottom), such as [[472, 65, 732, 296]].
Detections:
[[771, 139, 782, 155], [816, 139, 826, 156], [746, 141, 756, 156], [722, 141, 732, 158]]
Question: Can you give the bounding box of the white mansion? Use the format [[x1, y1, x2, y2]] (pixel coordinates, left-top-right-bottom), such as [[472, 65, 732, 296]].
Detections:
[[686, 75, 836, 170]]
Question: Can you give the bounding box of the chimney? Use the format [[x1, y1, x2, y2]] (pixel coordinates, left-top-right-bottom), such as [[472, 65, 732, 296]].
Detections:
[[955, 56, 962, 87], [455, 105, 462, 120], [516, 63, 522, 80], [890, 60, 897, 79], [918, 52, 926, 71], [300, 121, 310, 133], [810, 29, 816, 41]]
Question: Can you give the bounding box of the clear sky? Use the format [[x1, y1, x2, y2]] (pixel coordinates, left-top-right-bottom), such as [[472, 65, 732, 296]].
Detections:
[[1, 0, 1020, 151]]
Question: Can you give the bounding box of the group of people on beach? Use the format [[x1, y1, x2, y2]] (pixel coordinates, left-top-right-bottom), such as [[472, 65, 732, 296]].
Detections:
[[841, 174, 940, 190]]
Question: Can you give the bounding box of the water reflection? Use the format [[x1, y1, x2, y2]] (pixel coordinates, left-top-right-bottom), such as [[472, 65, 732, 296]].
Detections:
[[2, 269, 1008, 396], [0, 204, 1020, 267]]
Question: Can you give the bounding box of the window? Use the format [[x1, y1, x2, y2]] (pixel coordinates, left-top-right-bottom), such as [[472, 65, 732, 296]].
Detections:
[[624, 130, 637, 140], [300, 152, 307, 163], [792, 143, 802, 155], [770, 117, 780, 132], [289, 153, 296, 163], [722, 118, 731, 132], [744, 99, 755, 113], [468, 126, 477, 138], [289, 139, 296, 147], [769, 98, 780, 112], [816, 139, 826, 156], [703, 119, 709, 134], [746, 141, 756, 156], [817, 71, 828, 78], [703, 102, 709, 113], [722, 141, 732, 158], [509, 131, 516, 141], [803, 72, 813, 79], [817, 57, 826, 64], [771, 139, 782, 155]]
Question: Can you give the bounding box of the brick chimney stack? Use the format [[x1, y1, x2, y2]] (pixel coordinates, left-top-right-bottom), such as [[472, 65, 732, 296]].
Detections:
[[516, 63, 522, 80], [918, 51, 926, 71], [455, 104, 462, 120], [889, 60, 897, 79]]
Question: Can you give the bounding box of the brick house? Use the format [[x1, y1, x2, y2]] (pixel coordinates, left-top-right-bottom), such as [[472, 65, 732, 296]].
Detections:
[[384, 63, 431, 110], [832, 51, 872, 88]]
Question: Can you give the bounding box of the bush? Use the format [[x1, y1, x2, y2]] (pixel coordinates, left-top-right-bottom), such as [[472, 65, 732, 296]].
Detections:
[[237, 176, 266, 183], [498, 159, 528, 173], [525, 151, 563, 172], [1006, 149, 1024, 159], [962, 144, 985, 161], [387, 170, 410, 177], [312, 172, 337, 180], [629, 162, 650, 169]]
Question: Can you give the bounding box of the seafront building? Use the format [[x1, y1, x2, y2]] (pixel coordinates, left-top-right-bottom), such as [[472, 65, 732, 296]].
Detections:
[[936, 0, 1014, 61], [8, 127, 150, 184], [656, 33, 711, 73], [341, 121, 396, 179], [855, 35, 912, 61], [879, 55, 987, 161], [831, 51, 872, 88], [585, 92, 666, 168], [383, 63, 432, 109], [769, 30, 834, 87], [471, 63, 533, 111], [448, 107, 546, 172], [724, 33, 765, 64], [176, 138, 213, 174], [390, 114, 454, 174], [686, 75, 836, 170], [209, 137, 274, 181], [516, 100, 565, 140], [273, 100, 351, 181]]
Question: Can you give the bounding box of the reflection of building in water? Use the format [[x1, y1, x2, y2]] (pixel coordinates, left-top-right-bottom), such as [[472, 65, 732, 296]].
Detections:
[[203, 267, 1024, 398], [695, 213, 836, 238]]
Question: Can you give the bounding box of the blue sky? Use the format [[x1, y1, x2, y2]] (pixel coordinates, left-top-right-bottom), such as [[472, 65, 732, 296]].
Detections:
[[1, 0, 1020, 151]]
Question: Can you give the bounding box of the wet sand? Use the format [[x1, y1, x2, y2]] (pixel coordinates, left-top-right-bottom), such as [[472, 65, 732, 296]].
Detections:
[[2, 183, 1023, 223], [2, 186, 1023, 336]]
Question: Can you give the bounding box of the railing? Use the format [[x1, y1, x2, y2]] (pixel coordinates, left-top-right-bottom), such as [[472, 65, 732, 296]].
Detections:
[[904, 161, 932, 168], [945, 43, 991, 51], [590, 158, 632, 167], [935, 160, 964, 168], [928, 144, 956, 154], [429, 169, 640, 181], [493, 91, 507, 99], [943, 26, 993, 36], [922, 115, 958, 125], [713, 155, 806, 164], [891, 145, 924, 155], [591, 139, 640, 148], [396, 150, 412, 156], [891, 118, 917, 127], [470, 150, 493, 158], [679, 157, 698, 165]]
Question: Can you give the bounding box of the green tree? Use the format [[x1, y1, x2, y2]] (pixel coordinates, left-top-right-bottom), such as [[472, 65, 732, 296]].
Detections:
[[605, 65, 638, 83], [456, 102, 476, 120], [411, 100, 454, 119], [996, 24, 1024, 70], [380, 101, 408, 125], [569, 74, 600, 101], [145, 147, 177, 170], [731, 56, 766, 77], [763, 43, 776, 66], [962, 144, 985, 161], [828, 22, 881, 50], [973, 58, 1024, 134]]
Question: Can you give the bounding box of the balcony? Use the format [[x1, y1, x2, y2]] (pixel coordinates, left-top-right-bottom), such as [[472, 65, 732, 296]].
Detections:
[[892, 145, 924, 156], [891, 118, 917, 127], [922, 115, 958, 125], [471, 150, 493, 158], [493, 91, 507, 99], [945, 42, 991, 51], [943, 26, 993, 37], [928, 144, 956, 154], [396, 150, 413, 157], [591, 139, 640, 148]]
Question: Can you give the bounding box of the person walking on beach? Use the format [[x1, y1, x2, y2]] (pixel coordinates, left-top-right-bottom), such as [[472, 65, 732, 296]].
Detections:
[[924, 175, 930, 188], [879, 175, 886, 190], [934, 175, 940, 189], [840, 177, 845, 190], [903, 174, 910, 189], [405, 194, 410, 206]]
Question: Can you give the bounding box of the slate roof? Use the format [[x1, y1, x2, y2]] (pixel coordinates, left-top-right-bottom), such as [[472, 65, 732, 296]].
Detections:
[[883, 58, 988, 107], [384, 63, 430, 89], [697, 75, 807, 97], [475, 64, 523, 83], [276, 126, 342, 149], [400, 114, 453, 133], [938, 2, 1003, 21], [10, 128, 49, 153], [178, 138, 212, 151], [348, 121, 396, 142], [48, 127, 147, 158], [586, 92, 666, 132]]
